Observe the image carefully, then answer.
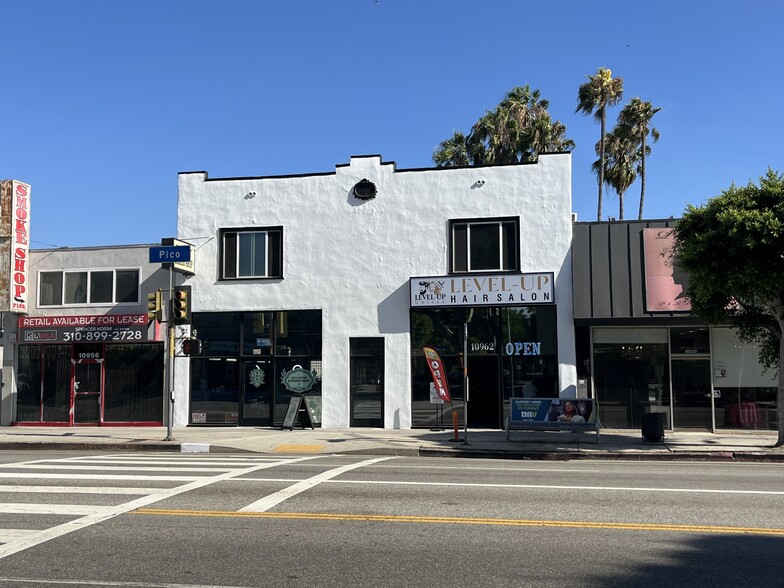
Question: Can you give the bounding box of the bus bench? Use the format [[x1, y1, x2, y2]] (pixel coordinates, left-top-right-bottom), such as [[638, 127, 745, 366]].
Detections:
[[506, 398, 600, 443]]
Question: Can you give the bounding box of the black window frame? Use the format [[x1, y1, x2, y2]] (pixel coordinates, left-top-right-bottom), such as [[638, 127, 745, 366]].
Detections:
[[220, 227, 283, 280], [449, 217, 520, 274]]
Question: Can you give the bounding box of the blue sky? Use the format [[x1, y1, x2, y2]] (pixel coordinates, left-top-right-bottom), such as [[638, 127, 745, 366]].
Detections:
[[3, 0, 782, 248]]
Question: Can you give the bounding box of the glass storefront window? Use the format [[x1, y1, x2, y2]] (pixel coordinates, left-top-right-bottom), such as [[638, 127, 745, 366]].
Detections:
[[190, 311, 322, 426], [275, 310, 322, 357], [194, 313, 241, 357], [592, 328, 670, 430], [242, 312, 274, 356], [190, 358, 241, 424], [104, 344, 164, 422], [670, 328, 710, 355], [411, 305, 558, 429]]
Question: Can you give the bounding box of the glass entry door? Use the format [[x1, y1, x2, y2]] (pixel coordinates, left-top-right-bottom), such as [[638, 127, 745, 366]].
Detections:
[[672, 358, 712, 429], [350, 338, 384, 427], [73, 346, 103, 424], [241, 360, 273, 424], [467, 355, 500, 429]]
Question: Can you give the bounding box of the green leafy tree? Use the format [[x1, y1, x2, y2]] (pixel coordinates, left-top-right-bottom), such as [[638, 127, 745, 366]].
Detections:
[[591, 127, 639, 220], [576, 67, 624, 221], [672, 170, 784, 446], [618, 98, 661, 220], [432, 85, 574, 167]]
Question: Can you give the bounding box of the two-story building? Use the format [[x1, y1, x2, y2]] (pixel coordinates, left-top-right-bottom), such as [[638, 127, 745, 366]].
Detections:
[[174, 154, 577, 429], [1, 245, 169, 426]]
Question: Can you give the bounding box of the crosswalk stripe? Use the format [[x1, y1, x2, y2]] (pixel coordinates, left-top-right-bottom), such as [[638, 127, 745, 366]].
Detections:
[[0, 504, 114, 516], [59, 458, 279, 466], [240, 456, 394, 512], [0, 529, 38, 542], [6, 464, 237, 473], [0, 473, 201, 482], [0, 485, 167, 495]]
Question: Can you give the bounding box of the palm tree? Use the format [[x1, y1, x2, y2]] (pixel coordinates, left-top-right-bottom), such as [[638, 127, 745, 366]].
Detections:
[[591, 127, 638, 220], [432, 86, 574, 167], [576, 68, 624, 221], [525, 116, 576, 159], [433, 131, 471, 168], [618, 98, 661, 220], [495, 86, 549, 162]]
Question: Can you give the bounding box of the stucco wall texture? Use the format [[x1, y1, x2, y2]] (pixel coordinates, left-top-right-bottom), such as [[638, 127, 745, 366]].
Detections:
[[176, 154, 576, 428]]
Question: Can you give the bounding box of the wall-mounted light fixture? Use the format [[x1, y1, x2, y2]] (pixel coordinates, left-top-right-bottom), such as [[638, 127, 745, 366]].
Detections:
[[244, 191, 257, 200]]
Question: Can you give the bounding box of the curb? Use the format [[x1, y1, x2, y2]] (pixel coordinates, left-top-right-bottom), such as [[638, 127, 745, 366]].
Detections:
[[0, 442, 782, 462]]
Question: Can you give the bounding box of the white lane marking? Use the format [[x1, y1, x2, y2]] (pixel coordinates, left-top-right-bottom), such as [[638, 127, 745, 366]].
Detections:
[[239, 456, 394, 512], [235, 477, 784, 496], [0, 504, 114, 516], [0, 455, 323, 561], [0, 529, 39, 541], [0, 473, 201, 482], [0, 485, 167, 495]]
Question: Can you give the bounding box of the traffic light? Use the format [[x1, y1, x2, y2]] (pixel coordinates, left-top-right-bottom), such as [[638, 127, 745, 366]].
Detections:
[[181, 337, 202, 356], [172, 286, 191, 324], [147, 290, 163, 323]]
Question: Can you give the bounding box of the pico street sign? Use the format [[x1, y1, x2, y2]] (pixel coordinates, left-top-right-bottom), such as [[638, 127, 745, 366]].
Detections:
[[149, 245, 191, 263]]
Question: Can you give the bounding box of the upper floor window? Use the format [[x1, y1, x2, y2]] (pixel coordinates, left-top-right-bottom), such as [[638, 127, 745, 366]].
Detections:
[[450, 218, 519, 273], [39, 269, 140, 307], [221, 227, 283, 280]]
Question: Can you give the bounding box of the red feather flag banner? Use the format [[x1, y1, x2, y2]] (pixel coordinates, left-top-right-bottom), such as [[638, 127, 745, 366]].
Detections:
[[422, 346, 451, 403]]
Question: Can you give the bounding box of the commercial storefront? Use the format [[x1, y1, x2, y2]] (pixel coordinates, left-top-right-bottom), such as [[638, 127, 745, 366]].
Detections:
[[175, 154, 576, 428], [573, 221, 777, 431], [15, 315, 164, 425], [188, 310, 321, 426], [409, 273, 560, 429], [1, 245, 170, 426]]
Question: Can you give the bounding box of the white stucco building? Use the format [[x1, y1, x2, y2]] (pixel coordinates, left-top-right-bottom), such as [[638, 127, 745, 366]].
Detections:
[[175, 154, 576, 429]]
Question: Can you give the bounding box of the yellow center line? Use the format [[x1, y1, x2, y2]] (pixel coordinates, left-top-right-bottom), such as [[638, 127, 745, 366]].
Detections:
[[130, 509, 784, 536]]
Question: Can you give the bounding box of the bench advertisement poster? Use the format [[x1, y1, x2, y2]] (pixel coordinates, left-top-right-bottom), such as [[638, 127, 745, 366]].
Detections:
[[510, 398, 595, 427]]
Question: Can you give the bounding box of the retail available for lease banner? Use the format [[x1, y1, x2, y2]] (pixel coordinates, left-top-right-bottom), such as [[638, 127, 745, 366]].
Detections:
[[410, 272, 554, 307], [18, 314, 150, 344]]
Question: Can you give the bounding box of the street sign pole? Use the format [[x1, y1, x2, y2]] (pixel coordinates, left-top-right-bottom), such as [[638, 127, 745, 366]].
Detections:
[[149, 243, 192, 443], [165, 264, 175, 441]]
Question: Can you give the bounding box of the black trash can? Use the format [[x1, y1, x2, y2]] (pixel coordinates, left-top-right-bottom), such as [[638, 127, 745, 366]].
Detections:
[[641, 412, 665, 443]]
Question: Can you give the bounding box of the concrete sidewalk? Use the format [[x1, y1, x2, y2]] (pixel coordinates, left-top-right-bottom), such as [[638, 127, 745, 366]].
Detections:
[[0, 425, 781, 461]]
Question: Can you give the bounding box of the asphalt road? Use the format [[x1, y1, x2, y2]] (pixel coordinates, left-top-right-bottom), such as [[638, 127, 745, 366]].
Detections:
[[0, 450, 782, 587]]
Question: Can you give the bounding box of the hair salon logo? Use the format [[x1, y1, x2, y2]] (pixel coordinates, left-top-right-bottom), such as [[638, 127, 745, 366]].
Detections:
[[416, 280, 446, 301], [248, 364, 266, 388]]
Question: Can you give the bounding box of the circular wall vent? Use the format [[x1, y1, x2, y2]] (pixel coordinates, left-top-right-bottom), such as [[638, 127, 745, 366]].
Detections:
[[353, 179, 377, 200]]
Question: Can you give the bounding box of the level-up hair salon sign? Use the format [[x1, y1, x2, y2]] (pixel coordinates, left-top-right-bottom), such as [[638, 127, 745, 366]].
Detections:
[[410, 273, 554, 308]]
